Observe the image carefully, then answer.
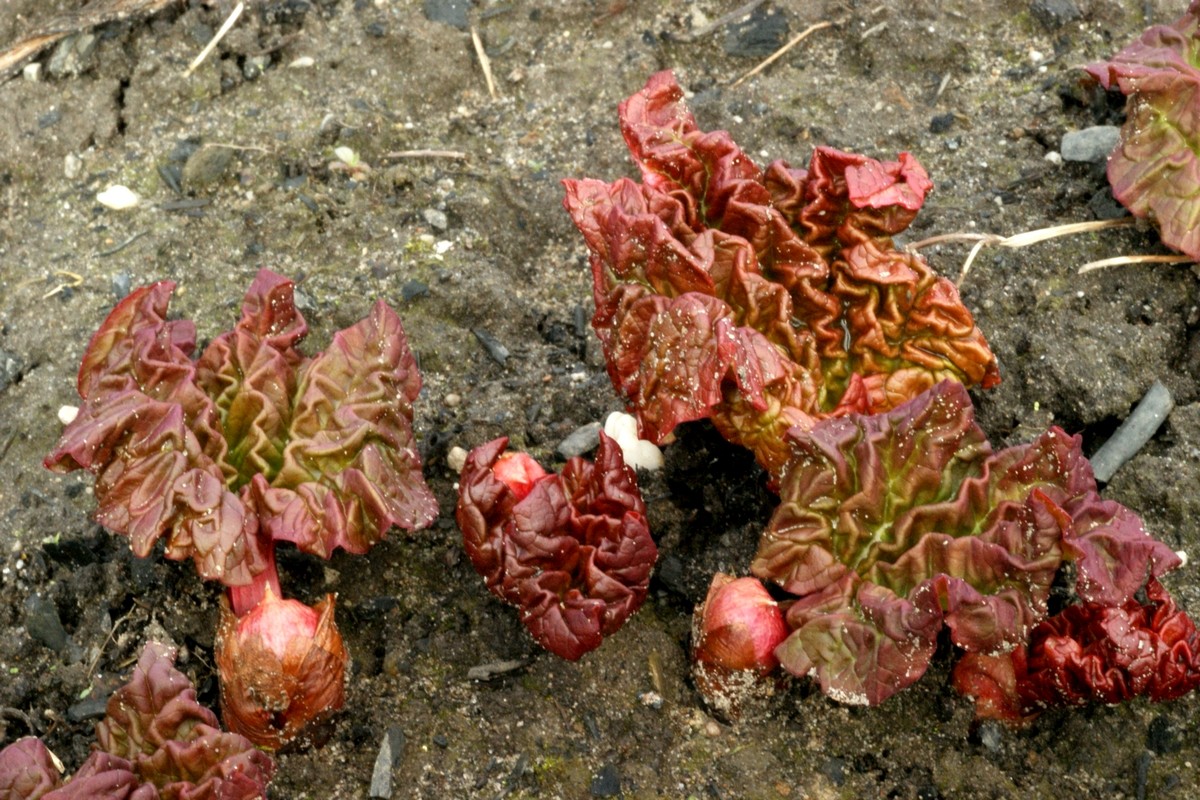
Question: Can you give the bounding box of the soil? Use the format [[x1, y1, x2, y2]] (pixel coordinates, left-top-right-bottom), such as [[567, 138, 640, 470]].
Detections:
[[2, 1, 1199, 798]]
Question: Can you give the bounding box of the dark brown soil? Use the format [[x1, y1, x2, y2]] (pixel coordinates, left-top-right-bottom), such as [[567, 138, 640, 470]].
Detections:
[[1, 1, 1198, 798]]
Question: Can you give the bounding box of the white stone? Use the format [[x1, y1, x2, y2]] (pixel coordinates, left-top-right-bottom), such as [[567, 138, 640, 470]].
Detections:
[[57, 405, 79, 425], [603, 411, 664, 471], [96, 185, 139, 210]]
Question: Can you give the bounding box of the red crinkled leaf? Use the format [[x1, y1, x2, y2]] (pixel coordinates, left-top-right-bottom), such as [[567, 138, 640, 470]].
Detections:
[[954, 577, 1200, 722], [254, 298, 437, 557], [46, 270, 437, 584], [563, 71, 999, 480], [1085, 1, 1200, 259], [455, 433, 656, 660], [0, 737, 61, 800], [45, 284, 266, 587], [95, 642, 274, 798], [752, 381, 1180, 705], [42, 753, 148, 800]]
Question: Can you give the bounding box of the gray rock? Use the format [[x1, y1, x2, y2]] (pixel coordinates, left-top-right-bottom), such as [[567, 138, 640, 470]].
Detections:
[[422, 0, 470, 30], [423, 208, 449, 231], [724, 7, 789, 59], [369, 726, 406, 799], [557, 421, 601, 459], [1031, 0, 1082, 30], [590, 763, 621, 797], [0, 349, 25, 394], [24, 594, 69, 653], [47, 33, 97, 78], [1060, 126, 1120, 163], [182, 145, 235, 191], [243, 54, 271, 80]]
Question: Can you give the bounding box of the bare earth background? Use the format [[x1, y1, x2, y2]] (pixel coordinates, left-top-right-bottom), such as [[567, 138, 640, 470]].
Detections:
[[1, 1, 1199, 798]]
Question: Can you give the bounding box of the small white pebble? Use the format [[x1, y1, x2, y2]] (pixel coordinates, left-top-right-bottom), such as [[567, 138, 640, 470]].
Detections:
[[1044, 151, 1063, 165], [96, 185, 139, 210], [1177, 550, 1189, 568], [58, 405, 79, 425], [704, 721, 721, 738], [288, 56, 315, 68], [604, 411, 664, 471], [443, 392, 461, 408], [434, 240, 453, 255], [447, 446, 468, 474], [23, 63, 40, 81], [64, 153, 82, 180], [333, 146, 358, 165]]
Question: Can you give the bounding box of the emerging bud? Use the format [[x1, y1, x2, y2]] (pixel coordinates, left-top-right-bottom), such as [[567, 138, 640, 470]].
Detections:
[[491, 451, 549, 500], [215, 588, 348, 750], [691, 573, 789, 720]]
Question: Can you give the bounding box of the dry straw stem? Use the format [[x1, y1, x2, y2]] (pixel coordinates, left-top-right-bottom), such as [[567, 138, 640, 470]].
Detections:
[[184, 2, 244, 77], [730, 19, 842, 88], [1077, 253, 1193, 273], [0, 0, 181, 81], [907, 218, 1139, 285], [471, 26, 498, 99]]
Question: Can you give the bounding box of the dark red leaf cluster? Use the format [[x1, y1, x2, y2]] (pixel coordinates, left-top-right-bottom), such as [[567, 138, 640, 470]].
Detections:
[[954, 577, 1200, 722], [455, 433, 656, 660]]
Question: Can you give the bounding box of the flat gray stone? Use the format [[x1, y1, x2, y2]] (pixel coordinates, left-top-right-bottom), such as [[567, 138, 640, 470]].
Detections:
[[1060, 126, 1120, 163]]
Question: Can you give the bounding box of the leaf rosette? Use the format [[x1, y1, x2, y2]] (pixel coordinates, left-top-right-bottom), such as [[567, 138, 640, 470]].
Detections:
[[45, 269, 438, 585], [455, 432, 656, 660], [750, 381, 1181, 705], [562, 71, 999, 478], [0, 642, 274, 800]]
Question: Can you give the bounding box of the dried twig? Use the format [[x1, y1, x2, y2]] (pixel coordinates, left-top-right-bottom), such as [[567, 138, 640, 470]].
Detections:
[[0, 0, 181, 81], [470, 25, 498, 99], [1077, 253, 1193, 273], [41, 270, 83, 300], [384, 149, 470, 160], [184, 1, 244, 77], [730, 19, 841, 88], [907, 218, 1138, 285]]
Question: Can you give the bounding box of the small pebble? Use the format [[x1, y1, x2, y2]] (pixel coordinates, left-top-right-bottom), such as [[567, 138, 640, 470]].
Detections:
[[704, 720, 722, 737], [471, 328, 509, 366], [183, 146, 235, 191], [288, 56, 315, 68], [443, 392, 461, 408], [63, 153, 82, 179], [24, 594, 69, 653], [96, 185, 140, 210], [590, 763, 621, 798], [446, 446, 468, 474], [368, 726, 405, 799], [557, 422, 602, 459], [58, 405, 79, 425], [423, 208, 449, 231], [1060, 126, 1120, 163], [22, 62, 40, 81]]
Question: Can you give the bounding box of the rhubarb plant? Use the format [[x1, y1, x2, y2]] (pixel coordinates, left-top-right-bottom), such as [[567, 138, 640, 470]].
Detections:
[[455, 432, 656, 660], [45, 269, 437, 747], [0, 642, 273, 800], [1085, 0, 1200, 259], [562, 70, 1000, 479], [750, 380, 1182, 705]]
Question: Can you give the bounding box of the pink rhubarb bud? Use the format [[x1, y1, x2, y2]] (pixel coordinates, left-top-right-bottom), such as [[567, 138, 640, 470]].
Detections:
[[215, 588, 348, 750], [491, 450, 549, 500], [691, 573, 789, 719]]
